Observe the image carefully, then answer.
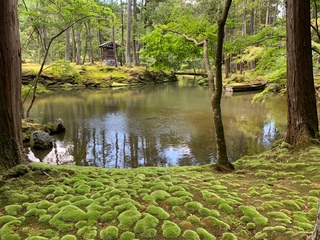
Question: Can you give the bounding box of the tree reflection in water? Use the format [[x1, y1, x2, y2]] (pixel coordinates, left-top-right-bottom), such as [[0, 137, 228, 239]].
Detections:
[[26, 82, 287, 168]]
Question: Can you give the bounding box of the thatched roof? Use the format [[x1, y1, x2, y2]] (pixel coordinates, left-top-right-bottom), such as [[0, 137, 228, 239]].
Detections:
[[99, 41, 121, 48]]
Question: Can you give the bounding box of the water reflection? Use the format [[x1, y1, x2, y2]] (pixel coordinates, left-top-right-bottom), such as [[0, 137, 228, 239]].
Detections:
[[26, 80, 287, 168]]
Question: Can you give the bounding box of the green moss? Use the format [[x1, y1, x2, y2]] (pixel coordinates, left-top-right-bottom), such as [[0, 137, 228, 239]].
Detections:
[[184, 202, 203, 212], [0, 220, 22, 240], [24, 208, 47, 217], [118, 209, 142, 229], [162, 220, 181, 239], [254, 231, 268, 239], [196, 227, 216, 240], [77, 226, 97, 239], [140, 228, 157, 238], [134, 213, 159, 234], [182, 230, 200, 240], [169, 186, 186, 192], [267, 211, 291, 221], [201, 217, 230, 230], [150, 182, 169, 191], [281, 200, 301, 210], [100, 226, 119, 240], [239, 205, 268, 226], [101, 210, 118, 223], [39, 214, 52, 222], [114, 202, 137, 213], [150, 190, 171, 201], [198, 207, 220, 217], [5, 205, 22, 216], [172, 206, 187, 218], [147, 205, 170, 219], [246, 222, 256, 230], [37, 200, 54, 209], [187, 215, 200, 223], [172, 191, 193, 198], [218, 203, 234, 215], [222, 232, 237, 240], [10, 193, 29, 203], [25, 236, 49, 240], [60, 235, 77, 240], [120, 231, 135, 240], [165, 197, 186, 206]]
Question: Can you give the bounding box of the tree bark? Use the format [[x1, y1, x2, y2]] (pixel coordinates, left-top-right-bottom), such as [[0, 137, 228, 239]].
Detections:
[[212, 0, 234, 171], [309, 201, 320, 240], [65, 28, 70, 61], [76, 30, 81, 65], [126, 0, 132, 67], [284, 0, 319, 145], [112, 17, 119, 68], [0, 0, 27, 169]]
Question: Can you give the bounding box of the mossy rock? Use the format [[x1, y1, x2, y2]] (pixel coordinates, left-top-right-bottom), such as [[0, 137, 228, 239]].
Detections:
[[101, 210, 118, 223], [100, 226, 119, 240], [162, 220, 181, 239], [120, 231, 135, 240], [134, 213, 159, 234], [182, 230, 200, 240], [196, 227, 216, 240], [118, 209, 142, 229], [5, 205, 23, 216], [60, 235, 77, 240], [147, 205, 170, 220]]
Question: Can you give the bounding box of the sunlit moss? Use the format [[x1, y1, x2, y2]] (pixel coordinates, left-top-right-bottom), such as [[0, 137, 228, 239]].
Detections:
[[184, 202, 203, 212], [60, 235, 77, 240], [162, 220, 181, 239], [182, 230, 200, 240], [218, 203, 234, 215], [100, 226, 118, 240], [0, 220, 22, 240], [240, 205, 268, 226], [198, 207, 220, 217], [5, 205, 22, 216], [187, 215, 200, 223], [150, 182, 169, 191], [118, 209, 142, 229], [201, 217, 230, 230], [165, 197, 186, 206], [120, 231, 135, 240], [222, 232, 237, 240], [196, 227, 216, 240], [147, 205, 170, 220], [101, 210, 118, 223], [77, 226, 97, 239], [172, 206, 187, 218], [134, 213, 159, 234]]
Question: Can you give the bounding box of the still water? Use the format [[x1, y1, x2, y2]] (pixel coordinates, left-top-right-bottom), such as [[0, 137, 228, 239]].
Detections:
[[26, 79, 287, 168]]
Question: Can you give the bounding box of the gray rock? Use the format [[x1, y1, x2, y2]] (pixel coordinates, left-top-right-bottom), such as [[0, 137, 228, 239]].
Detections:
[[30, 130, 53, 150], [50, 118, 66, 134]]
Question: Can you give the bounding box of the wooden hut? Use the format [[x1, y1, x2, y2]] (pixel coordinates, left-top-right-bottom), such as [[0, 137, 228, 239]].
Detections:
[[99, 41, 121, 65]]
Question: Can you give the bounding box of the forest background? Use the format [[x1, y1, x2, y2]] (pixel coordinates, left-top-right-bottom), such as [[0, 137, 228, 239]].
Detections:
[[19, 0, 304, 93]]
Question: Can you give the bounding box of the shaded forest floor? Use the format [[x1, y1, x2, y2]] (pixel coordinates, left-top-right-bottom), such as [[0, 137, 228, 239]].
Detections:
[[1, 145, 320, 240]]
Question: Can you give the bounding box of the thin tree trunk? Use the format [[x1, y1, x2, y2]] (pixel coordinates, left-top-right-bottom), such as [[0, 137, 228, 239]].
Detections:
[[0, 0, 26, 168], [72, 27, 77, 63], [133, 0, 139, 66], [284, 0, 319, 145], [309, 201, 320, 240], [65, 28, 70, 61], [76, 30, 81, 65], [112, 17, 118, 68], [212, 0, 234, 171], [126, 0, 132, 67]]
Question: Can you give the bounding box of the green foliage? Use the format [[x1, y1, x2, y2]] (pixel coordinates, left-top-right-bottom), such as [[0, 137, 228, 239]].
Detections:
[[100, 226, 119, 240], [162, 220, 181, 239]]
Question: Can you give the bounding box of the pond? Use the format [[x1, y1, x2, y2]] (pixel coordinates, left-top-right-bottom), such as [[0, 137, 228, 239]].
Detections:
[[25, 78, 287, 168]]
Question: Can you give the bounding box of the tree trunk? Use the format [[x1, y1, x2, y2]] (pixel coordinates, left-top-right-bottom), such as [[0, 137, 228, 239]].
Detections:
[[284, 0, 319, 145], [72, 28, 77, 63], [0, 0, 26, 169], [76, 30, 81, 65], [126, 0, 132, 67], [112, 17, 119, 68], [309, 201, 320, 240], [212, 0, 234, 171], [65, 28, 70, 61], [133, 0, 140, 66]]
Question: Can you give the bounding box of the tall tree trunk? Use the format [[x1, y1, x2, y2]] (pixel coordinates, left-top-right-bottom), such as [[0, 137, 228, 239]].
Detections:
[[265, 0, 270, 26], [126, 0, 132, 67], [284, 0, 319, 145], [133, 0, 140, 66], [212, 0, 234, 171], [87, 21, 93, 64], [0, 0, 26, 169], [112, 17, 119, 68], [72, 27, 77, 63], [120, 0, 125, 65], [97, 29, 102, 60], [76, 30, 81, 65], [309, 200, 320, 240], [65, 28, 70, 61]]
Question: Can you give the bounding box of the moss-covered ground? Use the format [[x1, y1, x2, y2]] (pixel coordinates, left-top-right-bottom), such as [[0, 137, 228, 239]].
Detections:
[[1, 145, 320, 239]]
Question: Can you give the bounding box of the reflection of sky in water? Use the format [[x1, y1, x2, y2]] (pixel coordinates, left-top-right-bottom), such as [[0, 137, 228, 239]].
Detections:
[[26, 85, 286, 168]]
